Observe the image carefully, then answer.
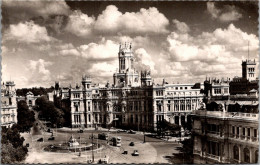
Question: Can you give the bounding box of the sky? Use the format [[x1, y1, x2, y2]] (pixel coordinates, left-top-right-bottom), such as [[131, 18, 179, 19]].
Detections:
[[1, 1, 259, 88]]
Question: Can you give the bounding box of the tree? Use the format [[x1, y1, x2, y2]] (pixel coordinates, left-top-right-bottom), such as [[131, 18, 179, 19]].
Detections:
[[35, 96, 65, 127], [157, 119, 181, 137], [17, 100, 35, 132], [179, 134, 194, 163], [1, 125, 28, 163]]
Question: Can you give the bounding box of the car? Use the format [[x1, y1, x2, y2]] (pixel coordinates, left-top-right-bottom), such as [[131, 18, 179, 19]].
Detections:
[[37, 138, 43, 142], [117, 129, 127, 133], [48, 136, 55, 140], [122, 150, 128, 154], [78, 129, 84, 133], [132, 150, 139, 156], [128, 130, 136, 134], [129, 142, 135, 146]]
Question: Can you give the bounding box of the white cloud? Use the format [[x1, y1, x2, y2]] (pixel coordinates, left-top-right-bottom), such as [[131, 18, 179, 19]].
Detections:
[[4, 21, 57, 43], [164, 23, 258, 80], [89, 61, 118, 77], [65, 5, 169, 37], [207, 2, 242, 22], [79, 39, 118, 60], [59, 49, 81, 56], [134, 48, 155, 71], [65, 10, 95, 37], [29, 59, 53, 82], [2, 0, 70, 19], [172, 19, 190, 33]]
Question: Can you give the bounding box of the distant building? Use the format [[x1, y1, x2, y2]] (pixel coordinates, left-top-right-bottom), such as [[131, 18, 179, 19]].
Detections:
[[1, 81, 17, 127], [54, 43, 204, 130], [229, 59, 258, 95], [16, 91, 40, 107]]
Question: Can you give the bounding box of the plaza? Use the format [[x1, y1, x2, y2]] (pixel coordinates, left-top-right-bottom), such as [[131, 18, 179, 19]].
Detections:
[[21, 127, 182, 164]]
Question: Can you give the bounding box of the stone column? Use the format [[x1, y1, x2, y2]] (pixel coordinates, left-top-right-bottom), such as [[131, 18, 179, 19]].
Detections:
[[179, 115, 181, 126]]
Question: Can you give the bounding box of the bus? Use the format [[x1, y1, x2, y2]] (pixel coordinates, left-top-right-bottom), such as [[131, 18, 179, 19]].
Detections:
[[111, 137, 121, 147], [98, 133, 108, 140]]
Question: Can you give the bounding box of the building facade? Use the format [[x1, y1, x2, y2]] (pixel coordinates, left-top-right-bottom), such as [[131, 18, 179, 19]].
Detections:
[[192, 95, 259, 164], [54, 43, 204, 130], [1, 81, 17, 127], [193, 59, 259, 164]]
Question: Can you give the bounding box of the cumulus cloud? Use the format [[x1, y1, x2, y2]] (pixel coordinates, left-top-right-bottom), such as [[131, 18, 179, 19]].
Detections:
[[165, 23, 258, 79], [78, 39, 118, 60], [207, 2, 242, 22], [65, 10, 95, 37], [28, 59, 53, 82], [134, 48, 155, 71], [2, 0, 70, 21], [65, 5, 169, 37], [172, 19, 190, 33], [4, 21, 57, 43]]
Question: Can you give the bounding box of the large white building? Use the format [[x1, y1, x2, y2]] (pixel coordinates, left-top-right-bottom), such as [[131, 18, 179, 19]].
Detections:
[[54, 43, 204, 131], [1, 81, 17, 127]]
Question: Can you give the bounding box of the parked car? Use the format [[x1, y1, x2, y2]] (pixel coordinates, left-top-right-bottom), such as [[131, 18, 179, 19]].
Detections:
[[117, 129, 127, 133], [78, 129, 84, 133], [122, 150, 128, 154], [37, 138, 43, 142], [129, 142, 135, 146], [132, 150, 139, 156], [128, 130, 136, 134], [48, 136, 55, 140]]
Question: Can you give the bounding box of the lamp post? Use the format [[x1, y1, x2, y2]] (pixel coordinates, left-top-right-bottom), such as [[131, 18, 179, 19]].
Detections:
[[89, 133, 95, 163]]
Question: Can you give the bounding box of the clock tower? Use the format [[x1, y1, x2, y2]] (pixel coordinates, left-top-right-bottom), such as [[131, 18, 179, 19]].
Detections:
[[113, 42, 140, 87]]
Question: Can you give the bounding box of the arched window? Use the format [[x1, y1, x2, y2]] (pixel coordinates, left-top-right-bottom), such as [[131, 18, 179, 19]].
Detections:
[[244, 148, 250, 163], [255, 150, 258, 163], [233, 145, 239, 160], [29, 100, 32, 106]]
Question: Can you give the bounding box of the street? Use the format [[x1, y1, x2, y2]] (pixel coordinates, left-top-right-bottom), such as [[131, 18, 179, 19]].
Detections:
[[21, 127, 182, 164]]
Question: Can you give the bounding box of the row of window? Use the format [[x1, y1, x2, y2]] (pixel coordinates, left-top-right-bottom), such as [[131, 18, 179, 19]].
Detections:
[[166, 91, 199, 95], [231, 126, 258, 139], [248, 68, 255, 72]]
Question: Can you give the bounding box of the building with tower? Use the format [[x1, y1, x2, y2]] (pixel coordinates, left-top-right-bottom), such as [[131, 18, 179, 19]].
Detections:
[[229, 59, 258, 95], [1, 81, 17, 127], [192, 58, 259, 164], [53, 42, 204, 130]]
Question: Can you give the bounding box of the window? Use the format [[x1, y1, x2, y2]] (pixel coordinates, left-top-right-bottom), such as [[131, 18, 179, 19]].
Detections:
[[185, 87, 187, 89], [255, 150, 258, 163], [243, 128, 246, 136], [248, 128, 250, 137], [168, 105, 171, 111], [175, 87, 178, 90], [244, 148, 250, 163], [180, 87, 183, 90], [254, 129, 257, 137], [237, 127, 240, 136], [136, 115, 138, 123], [233, 145, 239, 160]]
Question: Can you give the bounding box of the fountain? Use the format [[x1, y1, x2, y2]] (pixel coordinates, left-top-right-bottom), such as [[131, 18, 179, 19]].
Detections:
[[44, 134, 102, 153]]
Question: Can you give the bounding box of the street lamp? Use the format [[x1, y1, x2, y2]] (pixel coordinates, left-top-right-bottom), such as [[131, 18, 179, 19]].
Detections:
[[89, 133, 95, 163]]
